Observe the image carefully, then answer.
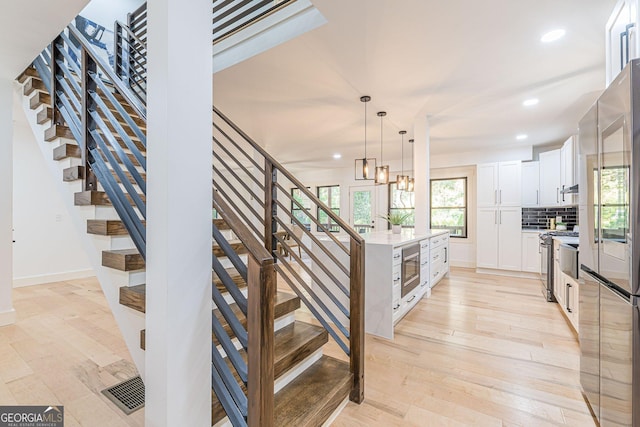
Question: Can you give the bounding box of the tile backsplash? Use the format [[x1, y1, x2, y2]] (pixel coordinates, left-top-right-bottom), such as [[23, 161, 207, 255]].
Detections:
[[522, 207, 578, 230]]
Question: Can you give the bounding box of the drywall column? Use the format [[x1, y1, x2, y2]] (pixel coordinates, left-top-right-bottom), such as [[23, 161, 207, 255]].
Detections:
[[413, 115, 430, 233], [0, 79, 15, 326], [145, 0, 212, 425]]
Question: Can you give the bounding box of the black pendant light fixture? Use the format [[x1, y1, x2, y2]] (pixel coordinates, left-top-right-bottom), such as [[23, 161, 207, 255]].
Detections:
[[407, 138, 415, 192], [374, 111, 389, 185], [397, 130, 408, 190], [355, 95, 376, 180]]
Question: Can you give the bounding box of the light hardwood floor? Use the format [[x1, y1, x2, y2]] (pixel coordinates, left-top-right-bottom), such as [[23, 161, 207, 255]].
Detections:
[[0, 268, 594, 426], [1, 278, 143, 426], [331, 268, 595, 426]]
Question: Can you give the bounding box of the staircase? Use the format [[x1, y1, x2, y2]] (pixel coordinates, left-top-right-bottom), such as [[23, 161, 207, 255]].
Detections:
[[16, 2, 364, 426]]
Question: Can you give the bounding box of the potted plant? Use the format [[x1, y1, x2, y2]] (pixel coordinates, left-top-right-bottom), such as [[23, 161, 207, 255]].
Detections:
[[380, 212, 411, 234]]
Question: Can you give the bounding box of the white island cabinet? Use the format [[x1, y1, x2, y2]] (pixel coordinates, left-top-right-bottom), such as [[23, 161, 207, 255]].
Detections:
[[310, 229, 450, 340], [363, 229, 449, 339]]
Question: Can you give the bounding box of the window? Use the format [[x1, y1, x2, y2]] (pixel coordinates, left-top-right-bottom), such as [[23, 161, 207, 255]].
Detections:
[[316, 185, 340, 232], [291, 187, 311, 229], [388, 183, 415, 228], [430, 178, 467, 238]]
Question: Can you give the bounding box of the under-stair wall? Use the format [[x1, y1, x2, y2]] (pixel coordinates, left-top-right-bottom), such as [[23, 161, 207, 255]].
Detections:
[[16, 82, 147, 377]]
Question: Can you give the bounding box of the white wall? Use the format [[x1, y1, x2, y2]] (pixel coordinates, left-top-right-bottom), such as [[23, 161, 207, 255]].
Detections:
[[12, 101, 92, 286], [80, 0, 145, 27], [431, 144, 533, 169], [430, 165, 477, 268], [0, 79, 15, 326]]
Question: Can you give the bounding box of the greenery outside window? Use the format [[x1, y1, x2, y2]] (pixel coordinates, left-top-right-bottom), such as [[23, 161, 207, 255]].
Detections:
[[388, 183, 415, 228], [317, 185, 340, 232], [291, 187, 311, 229], [430, 178, 467, 237]]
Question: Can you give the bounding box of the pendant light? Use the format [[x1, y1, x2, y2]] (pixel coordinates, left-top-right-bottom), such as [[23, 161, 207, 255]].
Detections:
[[374, 111, 389, 185], [397, 130, 408, 190], [355, 95, 376, 180], [407, 138, 415, 192]]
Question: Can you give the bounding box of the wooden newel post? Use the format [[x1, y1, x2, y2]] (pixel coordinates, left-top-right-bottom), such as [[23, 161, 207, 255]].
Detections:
[[81, 48, 97, 191], [349, 238, 365, 403], [247, 257, 275, 427]]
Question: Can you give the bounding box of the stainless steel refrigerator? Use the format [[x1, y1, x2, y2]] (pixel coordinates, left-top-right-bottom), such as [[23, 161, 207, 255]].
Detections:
[[578, 59, 640, 426]]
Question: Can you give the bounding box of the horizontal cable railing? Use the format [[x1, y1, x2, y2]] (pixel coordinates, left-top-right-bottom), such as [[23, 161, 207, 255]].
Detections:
[[213, 0, 296, 43], [33, 24, 148, 258], [213, 106, 365, 403]]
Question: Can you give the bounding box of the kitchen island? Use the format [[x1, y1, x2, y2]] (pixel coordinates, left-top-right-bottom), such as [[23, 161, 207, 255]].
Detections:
[[311, 229, 450, 340]]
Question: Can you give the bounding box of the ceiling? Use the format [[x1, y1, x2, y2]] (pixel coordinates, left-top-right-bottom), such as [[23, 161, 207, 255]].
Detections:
[[213, 0, 618, 171], [0, 0, 89, 80]]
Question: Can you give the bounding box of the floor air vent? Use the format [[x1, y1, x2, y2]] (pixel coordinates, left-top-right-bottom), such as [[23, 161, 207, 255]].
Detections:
[[102, 375, 145, 414]]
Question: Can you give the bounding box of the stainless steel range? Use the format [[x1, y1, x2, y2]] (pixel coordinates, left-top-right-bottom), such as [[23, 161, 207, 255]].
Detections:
[[539, 230, 579, 302]]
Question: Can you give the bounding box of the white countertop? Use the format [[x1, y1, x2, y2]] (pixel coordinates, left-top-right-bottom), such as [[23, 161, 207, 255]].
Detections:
[[552, 235, 579, 245], [362, 229, 449, 246]]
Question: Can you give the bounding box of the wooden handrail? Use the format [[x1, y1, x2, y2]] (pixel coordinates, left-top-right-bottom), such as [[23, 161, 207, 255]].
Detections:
[[213, 107, 364, 245], [213, 190, 272, 264]]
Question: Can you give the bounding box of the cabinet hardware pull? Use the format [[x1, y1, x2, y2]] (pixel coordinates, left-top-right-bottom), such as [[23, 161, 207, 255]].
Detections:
[[500, 189, 502, 204], [536, 190, 539, 205], [407, 295, 417, 303], [561, 185, 565, 203], [556, 188, 559, 203], [494, 189, 497, 204], [494, 211, 497, 225], [444, 247, 448, 263]]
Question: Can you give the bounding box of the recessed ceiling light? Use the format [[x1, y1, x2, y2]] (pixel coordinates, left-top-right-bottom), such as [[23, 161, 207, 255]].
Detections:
[[516, 134, 528, 140], [333, 153, 342, 159], [541, 29, 566, 43], [523, 98, 539, 107]]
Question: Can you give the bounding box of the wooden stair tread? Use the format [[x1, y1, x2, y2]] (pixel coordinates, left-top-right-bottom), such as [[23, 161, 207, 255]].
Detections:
[[273, 355, 352, 427], [29, 91, 50, 109], [213, 218, 229, 230], [213, 267, 246, 292], [37, 105, 146, 129], [87, 219, 138, 236], [74, 190, 146, 206], [23, 77, 45, 96], [119, 284, 146, 313], [53, 143, 81, 160], [45, 124, 74, 141], [211, 321, 328, 425], [137, 292, 300, 350], [212, 292, 301, 346], [213, 240, 247, 257], [102, 249, 145, 271], [17, 67, 39, 83]]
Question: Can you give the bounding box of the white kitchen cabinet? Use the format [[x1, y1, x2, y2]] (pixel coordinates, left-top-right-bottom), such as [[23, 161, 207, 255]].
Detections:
[[560, 136, 576, 206], [521, 232, 541, 273], [477, 207, 521, 271], [477, 161, 521, 207], [477, 163, 498, 207], [539, 149, 561, 206], [521, 161, 540, 207], [497, 208, 522, 271], [477, 208, 499, 269], [606, 0, 640, 86]]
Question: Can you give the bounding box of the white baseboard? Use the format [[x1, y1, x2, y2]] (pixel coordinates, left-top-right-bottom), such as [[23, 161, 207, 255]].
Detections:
[[0, 308, 16, 326], [13, 269, 95, 288], [450, 260, 476, 268], [475, 268, 540, 280]]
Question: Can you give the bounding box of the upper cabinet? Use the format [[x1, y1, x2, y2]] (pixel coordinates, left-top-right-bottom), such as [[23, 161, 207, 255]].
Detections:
[[560, 136, 576, 205], [477, 161, 521, 207], [606, 0, 639, 86], [538, 137, 576, 207], [521, 161, 540, 207], [539, 149, 561, 206]]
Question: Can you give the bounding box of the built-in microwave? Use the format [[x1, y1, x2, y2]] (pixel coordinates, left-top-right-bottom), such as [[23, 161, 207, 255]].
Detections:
[[401, 243, 420, 297]]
